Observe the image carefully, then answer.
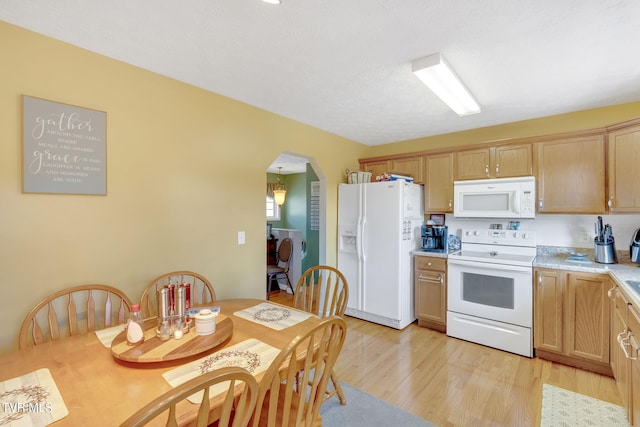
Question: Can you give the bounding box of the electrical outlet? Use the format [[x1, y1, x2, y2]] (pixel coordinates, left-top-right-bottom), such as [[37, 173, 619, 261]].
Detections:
[[238, 231, 245, 245]]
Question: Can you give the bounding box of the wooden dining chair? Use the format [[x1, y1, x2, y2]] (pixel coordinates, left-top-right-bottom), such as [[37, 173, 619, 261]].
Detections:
[[119, 366, 259, 427], [251, 316, 347, 427], [293, 265, 349, 405], [266, 237, 294, 299], [18, 284, 133, 349], [140, 271, 216, 318]]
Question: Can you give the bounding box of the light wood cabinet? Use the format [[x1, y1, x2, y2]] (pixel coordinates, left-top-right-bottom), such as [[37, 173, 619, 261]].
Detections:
[[566, 272, 610, 363], [608, 123, 640, 212], [391, 156, 424, 184], [534, 268, 611, 374], [536, 135, 606, 213], [424, 152, 454, 213], [414, 256, 447, 332], [355, 118, 640, 215], [360, 159, 390, 182], [534, 269, 564, 353], [611, 283, 640, 427], [360, 156, 425, 183], [610, 286, 631, 421], [455, 144, 532, 180], [629, 305, 640, 426]]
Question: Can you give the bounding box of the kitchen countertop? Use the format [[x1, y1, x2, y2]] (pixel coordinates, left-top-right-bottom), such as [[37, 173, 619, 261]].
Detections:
[[412, 250, 454, 259], [411, 245, 640, 307], [534, 246, 640, 308]]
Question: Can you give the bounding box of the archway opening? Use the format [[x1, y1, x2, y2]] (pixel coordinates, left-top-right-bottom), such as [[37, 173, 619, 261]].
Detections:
[[266, 152, 326, 295]]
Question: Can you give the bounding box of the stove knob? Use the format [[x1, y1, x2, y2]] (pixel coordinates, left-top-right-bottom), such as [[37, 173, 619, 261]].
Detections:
[[512, 232, 518, 238], [522, 232, 528, 239], [465, 231, 472, 236], [474, 231, 480, 236]]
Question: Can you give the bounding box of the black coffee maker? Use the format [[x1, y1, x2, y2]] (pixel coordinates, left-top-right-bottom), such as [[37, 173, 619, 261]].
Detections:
[[631, 227, 640, 265], [421, 223, 448, 252]]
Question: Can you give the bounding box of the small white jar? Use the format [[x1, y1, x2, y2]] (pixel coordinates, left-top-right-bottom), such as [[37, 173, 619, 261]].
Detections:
[[194, 309, 217, 336]]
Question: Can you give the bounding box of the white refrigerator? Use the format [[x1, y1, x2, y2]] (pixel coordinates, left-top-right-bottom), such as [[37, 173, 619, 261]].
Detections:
[[337, 180, 424, 329]]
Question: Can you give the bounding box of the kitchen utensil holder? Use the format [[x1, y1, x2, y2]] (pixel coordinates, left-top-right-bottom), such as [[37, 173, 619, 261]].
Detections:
[[595, 239, 617, 264]]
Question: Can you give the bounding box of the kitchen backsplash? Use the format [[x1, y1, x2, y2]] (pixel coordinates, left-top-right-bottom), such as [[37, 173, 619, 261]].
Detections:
[[444, 214, 640, 251]]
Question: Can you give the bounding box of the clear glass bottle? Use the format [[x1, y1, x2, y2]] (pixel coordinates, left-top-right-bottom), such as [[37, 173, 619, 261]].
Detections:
[[159, 319, 170, 341], [126, 304, 145, 345]]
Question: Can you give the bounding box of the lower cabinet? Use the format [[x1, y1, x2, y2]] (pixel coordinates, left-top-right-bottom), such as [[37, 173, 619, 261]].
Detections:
[[610, 283, 640, 426], [610, 286, 631, 419], [414, 256, 447, 332], [534, 268, 611, 375], [631, 307, 640, 426]]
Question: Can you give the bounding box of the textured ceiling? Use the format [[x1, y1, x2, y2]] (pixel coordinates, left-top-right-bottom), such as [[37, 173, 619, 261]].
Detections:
[[2, 0, 640, 152]]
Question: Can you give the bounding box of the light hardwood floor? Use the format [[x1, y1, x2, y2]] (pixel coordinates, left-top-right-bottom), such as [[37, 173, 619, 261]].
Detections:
[[269, 290, 622, 427]]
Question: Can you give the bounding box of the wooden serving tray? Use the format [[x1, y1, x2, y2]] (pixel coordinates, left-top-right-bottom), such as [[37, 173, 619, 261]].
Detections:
[[111, 315, 232, 363]]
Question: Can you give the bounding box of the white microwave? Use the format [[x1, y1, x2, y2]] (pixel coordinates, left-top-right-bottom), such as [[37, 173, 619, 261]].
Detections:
[[453, 176, 536, 218]]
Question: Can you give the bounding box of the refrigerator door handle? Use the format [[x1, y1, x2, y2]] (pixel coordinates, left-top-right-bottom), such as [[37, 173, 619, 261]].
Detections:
[[359, 217, 366, 261]]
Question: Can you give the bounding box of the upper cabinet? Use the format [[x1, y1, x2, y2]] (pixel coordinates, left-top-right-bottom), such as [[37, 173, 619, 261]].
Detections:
[[356, 116, 639, 215], [424, 152, 454, 213], [455, 144, 532, 180], [608, 121, 640, 213], [360, 156, 425, 183], [536, 134, 606, 214], [391, 156, 424, 184], [360, 159, 390, 182]]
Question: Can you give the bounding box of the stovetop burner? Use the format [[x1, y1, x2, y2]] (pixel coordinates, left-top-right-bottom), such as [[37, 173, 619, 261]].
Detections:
[[449, 229, 537, 267]]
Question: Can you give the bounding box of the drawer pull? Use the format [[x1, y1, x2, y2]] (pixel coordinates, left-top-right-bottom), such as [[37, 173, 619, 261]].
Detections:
[[618, 331, 637, 360], [418, 274, 443, 284]]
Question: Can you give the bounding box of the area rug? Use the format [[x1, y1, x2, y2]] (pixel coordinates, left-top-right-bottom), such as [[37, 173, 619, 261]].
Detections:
[[321, 382, 436, 427], [540, 383, 628, 426]]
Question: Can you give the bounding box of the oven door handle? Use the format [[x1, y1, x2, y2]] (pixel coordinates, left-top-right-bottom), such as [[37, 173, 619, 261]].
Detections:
[[447, 258, 532, 273]]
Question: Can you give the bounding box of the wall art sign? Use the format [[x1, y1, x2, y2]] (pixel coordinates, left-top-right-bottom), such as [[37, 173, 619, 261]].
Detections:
[[23, 95, 107, 195]]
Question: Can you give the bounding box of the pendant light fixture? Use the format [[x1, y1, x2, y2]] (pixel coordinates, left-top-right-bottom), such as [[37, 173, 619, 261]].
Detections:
[[273, 167, 287, 206]]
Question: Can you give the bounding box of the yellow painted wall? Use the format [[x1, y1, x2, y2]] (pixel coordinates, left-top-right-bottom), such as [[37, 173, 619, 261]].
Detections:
[[3, 20, 640, 355], [0, 21, 367, 353], [366, 102, 640, 157]]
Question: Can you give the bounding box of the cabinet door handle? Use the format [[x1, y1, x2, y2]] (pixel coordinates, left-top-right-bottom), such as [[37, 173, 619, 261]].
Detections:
[[485, 165, 489, 177], [631, 334, 640, 360], [617, 330, 637, 360], [495, 164, 500, 176], [617, 329, 628, 344], [607, 286, 616, 298], [608, 198, 613, 208], [419, 273, 444, 284], [448, 200, 452, 209], [539, 199, 544, 210]]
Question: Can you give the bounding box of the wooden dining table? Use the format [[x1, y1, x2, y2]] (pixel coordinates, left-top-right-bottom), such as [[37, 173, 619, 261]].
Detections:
[[0, 298, 320, 426]]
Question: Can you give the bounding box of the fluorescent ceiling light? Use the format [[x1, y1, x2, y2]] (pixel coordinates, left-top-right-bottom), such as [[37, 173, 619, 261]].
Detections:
[[412, 53, 481, 116], [262, 0, 281, 4]]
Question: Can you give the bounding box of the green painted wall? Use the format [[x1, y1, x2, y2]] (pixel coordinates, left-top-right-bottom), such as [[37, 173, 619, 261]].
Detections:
[[304, 164, 320, 273], [266, 167, 320, 273]]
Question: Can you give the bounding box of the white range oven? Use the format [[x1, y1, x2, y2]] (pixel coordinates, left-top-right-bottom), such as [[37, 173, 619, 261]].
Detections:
[[447, 229, 536, 357]]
